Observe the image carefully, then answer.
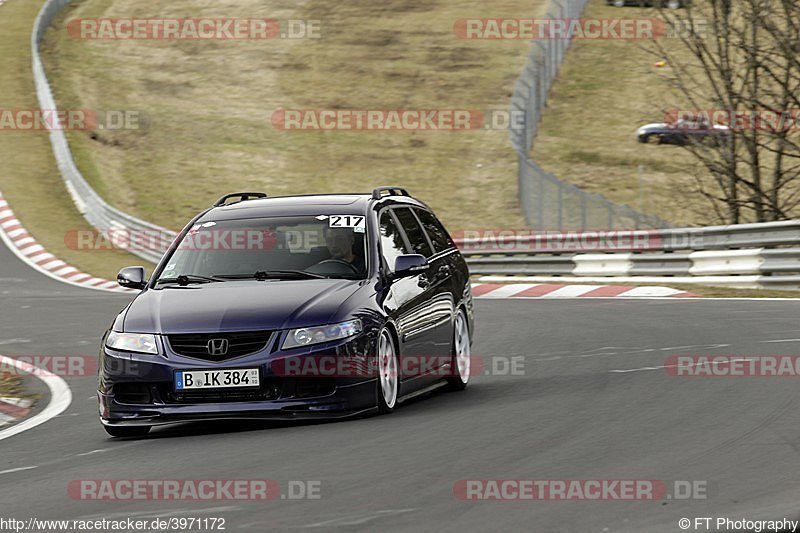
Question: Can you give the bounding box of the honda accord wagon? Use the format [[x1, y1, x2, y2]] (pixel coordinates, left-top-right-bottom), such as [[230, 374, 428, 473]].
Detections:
[[99, 187, 474, 437]]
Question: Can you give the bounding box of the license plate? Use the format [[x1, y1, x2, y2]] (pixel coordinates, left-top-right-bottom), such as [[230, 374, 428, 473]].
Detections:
[[175, 368, 260, 390]]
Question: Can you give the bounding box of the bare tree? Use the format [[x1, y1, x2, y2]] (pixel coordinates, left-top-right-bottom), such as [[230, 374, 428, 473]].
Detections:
[[647, 0, 800, 224]]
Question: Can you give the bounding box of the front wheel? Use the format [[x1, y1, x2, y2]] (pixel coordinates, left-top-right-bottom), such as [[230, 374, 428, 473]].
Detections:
[[447, 309, 471, 391], [103, 425, 151, 438], [376, 328, 399, 413]]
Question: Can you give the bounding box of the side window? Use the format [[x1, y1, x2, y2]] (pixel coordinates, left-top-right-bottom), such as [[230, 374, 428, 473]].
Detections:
[[393, 208, 433, 257], [414, 208, 454, 253], [379, 210, 412, 271]]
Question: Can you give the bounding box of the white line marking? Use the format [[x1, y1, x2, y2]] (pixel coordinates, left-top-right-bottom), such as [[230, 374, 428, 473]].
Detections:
[[0, 355, 72, 442], [304, 509, 417, 528], [0, 466, 38, 475], [610, 357, 752, 374], [77, 507, 240, 522], [0, 339, 31, 346], [760, 339, 800, 344], [76, 448, 110, 457]]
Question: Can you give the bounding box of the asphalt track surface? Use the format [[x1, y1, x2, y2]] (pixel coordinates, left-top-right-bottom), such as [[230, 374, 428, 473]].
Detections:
[[2, 239, 800, 532]]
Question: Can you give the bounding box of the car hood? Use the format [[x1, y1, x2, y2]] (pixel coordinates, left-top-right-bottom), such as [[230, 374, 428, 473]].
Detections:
[[122, 279, 363, 334]]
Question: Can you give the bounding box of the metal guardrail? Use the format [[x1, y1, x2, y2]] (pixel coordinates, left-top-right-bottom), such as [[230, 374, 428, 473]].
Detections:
[[32, 0, 176, 264], [457, 222, 800, 288], [509, 0, 670, 230]]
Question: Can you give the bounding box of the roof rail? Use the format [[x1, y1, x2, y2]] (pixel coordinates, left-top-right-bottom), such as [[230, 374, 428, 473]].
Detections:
[[371, 186, 411, 200], [213, 192, 268, 207]]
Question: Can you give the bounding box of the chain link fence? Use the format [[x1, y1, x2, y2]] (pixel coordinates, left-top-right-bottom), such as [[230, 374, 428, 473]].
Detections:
[[509, 0, 671, 230]]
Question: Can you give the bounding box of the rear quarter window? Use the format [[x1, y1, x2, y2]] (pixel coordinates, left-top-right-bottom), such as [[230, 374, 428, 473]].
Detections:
[[414, 208, 454, 254], [393, 207, 433, 257]]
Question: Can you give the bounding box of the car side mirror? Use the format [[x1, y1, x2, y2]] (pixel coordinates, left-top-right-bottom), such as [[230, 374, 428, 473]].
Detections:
[[117, 266, 147, 290], [393, 254, 427, 278]]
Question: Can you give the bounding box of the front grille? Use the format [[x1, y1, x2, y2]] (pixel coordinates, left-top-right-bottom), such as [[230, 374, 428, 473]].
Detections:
[[166, 331, 273, 361]]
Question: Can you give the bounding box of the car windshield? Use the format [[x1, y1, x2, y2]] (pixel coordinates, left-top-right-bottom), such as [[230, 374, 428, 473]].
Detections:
[[156, 215, 368, 283]]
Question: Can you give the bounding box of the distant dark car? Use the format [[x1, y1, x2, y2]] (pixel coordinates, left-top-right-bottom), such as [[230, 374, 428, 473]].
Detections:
[[607, 0, 689, 8], [636, 118, 731, 145], [98, 187, 474, 437]]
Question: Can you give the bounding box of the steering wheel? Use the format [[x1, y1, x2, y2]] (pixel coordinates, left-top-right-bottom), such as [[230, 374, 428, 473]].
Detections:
[[307, 259, 360, 276]]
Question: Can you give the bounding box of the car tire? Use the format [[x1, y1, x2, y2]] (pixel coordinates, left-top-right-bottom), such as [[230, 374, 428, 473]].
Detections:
[[446, 309, 471, 391], [376, 328, 399, 414], [103, 425, 151, 438]]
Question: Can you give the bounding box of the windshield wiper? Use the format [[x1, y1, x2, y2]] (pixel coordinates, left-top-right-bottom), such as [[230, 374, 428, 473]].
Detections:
[[156, 274, 226, 286], [214, 270, 327, 280]]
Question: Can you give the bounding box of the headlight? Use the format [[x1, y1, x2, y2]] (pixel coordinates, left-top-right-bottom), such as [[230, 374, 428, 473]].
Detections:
[[282, 319, 363, 350], [106, 331, 158, 354]]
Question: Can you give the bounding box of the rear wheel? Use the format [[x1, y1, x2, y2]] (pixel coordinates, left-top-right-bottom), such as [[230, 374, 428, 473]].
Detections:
[[376, 328, 399, 413], [447, 309, 471, 391], [103, 425, 151, 438]]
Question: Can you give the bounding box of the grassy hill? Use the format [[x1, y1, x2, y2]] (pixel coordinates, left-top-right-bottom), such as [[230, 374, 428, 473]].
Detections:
[[39, 0, 553, 232], [0, 0, 147, 279]]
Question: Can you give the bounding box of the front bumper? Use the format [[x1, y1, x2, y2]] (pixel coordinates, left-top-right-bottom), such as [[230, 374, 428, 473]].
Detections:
[[99, 332, 379, 427]]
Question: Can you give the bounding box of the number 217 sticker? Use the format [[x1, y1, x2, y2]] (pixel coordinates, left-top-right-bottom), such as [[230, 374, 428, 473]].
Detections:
[[328, 215, 365, 229]]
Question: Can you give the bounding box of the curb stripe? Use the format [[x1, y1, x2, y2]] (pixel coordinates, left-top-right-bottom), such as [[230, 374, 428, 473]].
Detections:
[[580, 285, 635, 297], [0, 192, 134, 294], [471, 283, 504, 297], [471, 283, 698, 299], [515, 284, 567, 297]]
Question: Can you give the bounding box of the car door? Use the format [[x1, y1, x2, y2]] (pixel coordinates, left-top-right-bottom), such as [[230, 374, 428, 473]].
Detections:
[[411, 207, 461, 366], [392, 207, 455, 375], [377, 208, 442, 392]]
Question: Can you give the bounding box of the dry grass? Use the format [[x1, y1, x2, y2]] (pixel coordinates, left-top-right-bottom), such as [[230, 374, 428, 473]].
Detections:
[[530, 2, 714, 226], [0, 372, 27, 398], [39, 0, 557, 233], [0, 0, 149, 279]]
